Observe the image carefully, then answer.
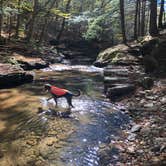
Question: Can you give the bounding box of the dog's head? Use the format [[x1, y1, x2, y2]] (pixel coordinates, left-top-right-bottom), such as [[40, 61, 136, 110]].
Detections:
[[44, 84, 52, 92]]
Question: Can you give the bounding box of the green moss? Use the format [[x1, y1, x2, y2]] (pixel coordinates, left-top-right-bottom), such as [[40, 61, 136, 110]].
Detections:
[[111, 52, 124, 63], [97, 46, 126, 64]]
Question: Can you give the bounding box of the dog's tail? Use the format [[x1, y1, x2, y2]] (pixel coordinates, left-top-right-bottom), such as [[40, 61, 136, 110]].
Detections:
[[72, 89, 81, 97]]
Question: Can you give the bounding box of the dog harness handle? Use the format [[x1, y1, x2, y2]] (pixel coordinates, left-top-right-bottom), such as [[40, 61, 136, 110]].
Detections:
[[51, 86, 68, 96]]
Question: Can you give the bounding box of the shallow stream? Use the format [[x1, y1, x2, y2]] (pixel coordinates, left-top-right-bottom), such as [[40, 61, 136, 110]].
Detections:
[[0, 63, 130, 166]]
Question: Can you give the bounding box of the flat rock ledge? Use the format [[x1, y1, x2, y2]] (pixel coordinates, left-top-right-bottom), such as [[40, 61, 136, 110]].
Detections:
[[13, 53, 49, 70], [0, 63, 34, 88], [103, 65, 140, 101]]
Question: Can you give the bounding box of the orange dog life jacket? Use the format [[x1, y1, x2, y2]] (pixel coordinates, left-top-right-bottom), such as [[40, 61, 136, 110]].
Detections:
[[50, 86, 68, 96]]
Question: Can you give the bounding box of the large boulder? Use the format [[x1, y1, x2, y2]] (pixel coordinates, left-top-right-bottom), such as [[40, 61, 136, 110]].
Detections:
[[142, 39, 166, 73], [94, 44, 139, 67], [13, 53, 49, 70], [141, 38, 159, 56], [0, 63, 34, 88], [151, 41, 166, 72], [106, 84, 135, 101], [143, 54, 158, 73]]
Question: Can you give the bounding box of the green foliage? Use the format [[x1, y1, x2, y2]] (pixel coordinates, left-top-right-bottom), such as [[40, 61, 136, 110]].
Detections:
[[21, 2, 33, 12], [83, 15, 107, 41], [7, 57, 21, 67], [3, 7, 18, 16], [51, 8, 71, 18], [0, 0, 147, 44]]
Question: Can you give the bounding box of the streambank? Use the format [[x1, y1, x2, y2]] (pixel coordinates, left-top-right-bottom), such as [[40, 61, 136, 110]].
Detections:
[[95, 36, 166, 165]]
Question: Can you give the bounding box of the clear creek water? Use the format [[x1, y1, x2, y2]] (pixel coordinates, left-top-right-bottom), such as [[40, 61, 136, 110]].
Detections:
[[0, 63, 130, 166]]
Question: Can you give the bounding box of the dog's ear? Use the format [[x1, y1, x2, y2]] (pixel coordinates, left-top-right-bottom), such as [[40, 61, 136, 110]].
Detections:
[[44, 84, 51, 91]]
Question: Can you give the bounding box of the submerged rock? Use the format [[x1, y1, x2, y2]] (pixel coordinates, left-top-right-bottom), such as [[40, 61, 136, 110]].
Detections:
[[26, 139, 38, 146], [0, 63, 34, 88], [127, 133, 137, 141]]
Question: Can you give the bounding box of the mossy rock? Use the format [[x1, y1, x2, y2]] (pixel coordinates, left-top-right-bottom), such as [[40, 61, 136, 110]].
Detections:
[[94, 44, 128, 67]]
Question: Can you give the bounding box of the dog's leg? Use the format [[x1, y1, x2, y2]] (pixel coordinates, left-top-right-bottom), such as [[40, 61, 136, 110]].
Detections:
[[66, 95, 74, 108], [53, 97, 58, 107]]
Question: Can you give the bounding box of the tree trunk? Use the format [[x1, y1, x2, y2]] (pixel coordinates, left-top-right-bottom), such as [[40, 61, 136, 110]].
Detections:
[[158, 0, 165, 29], [137, 0, 141, 36], [0, 0, 3, 37], [134, 0, 139, 40], [27, 0, 38, 42], [8, 16, 12, 41], [149, 0, 158, 36], [38, 0, 57, 44], [15, 0, 21, 38], [38, 18, 48, 44], [119, 0, 127, 43], [56, 0, 71, 41], [145, 4, 150, 35], [141, 0, 146, 36]]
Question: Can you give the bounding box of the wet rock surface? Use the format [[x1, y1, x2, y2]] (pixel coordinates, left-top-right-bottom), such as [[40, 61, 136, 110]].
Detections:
[[0, 63, 34, 88]]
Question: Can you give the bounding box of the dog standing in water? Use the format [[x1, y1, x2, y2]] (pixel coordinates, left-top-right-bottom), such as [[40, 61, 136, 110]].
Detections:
[[44, 84, 81, 108]]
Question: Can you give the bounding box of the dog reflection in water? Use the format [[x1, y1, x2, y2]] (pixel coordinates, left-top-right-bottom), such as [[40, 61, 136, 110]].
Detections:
[[37, 107, 71, 118]]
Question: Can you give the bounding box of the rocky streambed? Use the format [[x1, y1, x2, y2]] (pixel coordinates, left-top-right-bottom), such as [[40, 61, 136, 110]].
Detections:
[[94, 36, 166, 165]]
